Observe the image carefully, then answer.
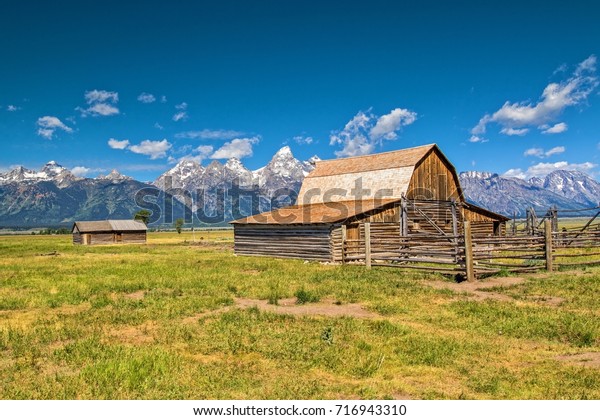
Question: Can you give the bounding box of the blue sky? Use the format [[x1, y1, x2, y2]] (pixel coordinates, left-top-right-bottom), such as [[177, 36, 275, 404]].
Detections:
[[1, 0, 599, 180]]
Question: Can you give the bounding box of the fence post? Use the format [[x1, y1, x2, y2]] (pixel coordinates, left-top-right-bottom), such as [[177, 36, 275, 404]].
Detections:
[[544, 219, 553, 272], [364, 222, 371, 269], [463, 221, 475, 281], [341, 225, 347, 264]]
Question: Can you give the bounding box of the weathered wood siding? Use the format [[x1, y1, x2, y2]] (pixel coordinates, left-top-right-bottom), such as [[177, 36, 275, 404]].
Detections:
[[90, 233, 114, 245], [469, 221, 506, 237], [121, 232, 147, 243], [73, 231, 147, 245], [407, 149, 461, 201], [234, 224, 333, 261]]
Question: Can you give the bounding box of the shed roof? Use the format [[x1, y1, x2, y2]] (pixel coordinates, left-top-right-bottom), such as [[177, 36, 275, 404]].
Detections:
[[72, 219, 148, 233], [231, 198, 400, 225], [463, 202, 510, 222]]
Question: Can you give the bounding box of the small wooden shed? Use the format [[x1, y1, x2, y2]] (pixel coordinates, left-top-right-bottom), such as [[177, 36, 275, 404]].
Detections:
[[71, 220, 147, 245], [231, 144, 508, 261]]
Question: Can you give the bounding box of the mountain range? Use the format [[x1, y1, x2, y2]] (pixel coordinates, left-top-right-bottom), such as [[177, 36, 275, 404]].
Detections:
[[0, 146, 599, 227]]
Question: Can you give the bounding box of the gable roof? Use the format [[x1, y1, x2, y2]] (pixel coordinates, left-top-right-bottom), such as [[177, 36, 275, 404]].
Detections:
[[231, 198, 400, 225], [298, 143, 465, 204], [72, 220, 148, 233], [308, 144, 436, 178]]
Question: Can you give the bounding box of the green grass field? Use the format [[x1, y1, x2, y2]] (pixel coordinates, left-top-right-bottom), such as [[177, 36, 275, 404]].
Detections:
[[1, 231, 599, 399]]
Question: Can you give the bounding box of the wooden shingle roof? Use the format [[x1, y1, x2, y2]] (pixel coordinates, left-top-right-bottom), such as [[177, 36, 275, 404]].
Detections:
[[308, 144, 436, 178], [72, 220, 147, 233], [231, 198, 400, 225]]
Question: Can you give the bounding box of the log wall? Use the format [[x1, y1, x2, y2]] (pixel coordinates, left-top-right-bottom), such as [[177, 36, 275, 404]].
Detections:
[[234, 224, 333, 261]]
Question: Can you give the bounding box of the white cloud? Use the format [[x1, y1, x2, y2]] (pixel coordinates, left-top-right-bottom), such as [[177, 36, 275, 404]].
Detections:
[[128, 139, 172, 159], [160, 95, 167, 103], [500, 127, 529, 136], [210, 137, 259, 159], [71, 166, 91, 177], [541, 122, 568, 134], [330, 107, 417, 157], [108, 138, 130, 150], [524, 147, 543, 158], [172, 102, 189, 121], [471, 55, 598, 139], [7, 105, 20, 111], [172, 111, 188, 122], [545, 146, 566, 157], [84, 89, 118, 104], [82, 103, 120, 117], [36, 116, 73, 139], [179, 145, 216, 163], [154, 122, 164, 130], [504, 160, 596, 179], [369, 108, 417, 140], [523, 146, 566, 158], [79, 89, 120, 117], [469, 135, 488, 143], [293, 135, 314, 145], [137, 92, 156, 103], [175, 129, 244, 140]]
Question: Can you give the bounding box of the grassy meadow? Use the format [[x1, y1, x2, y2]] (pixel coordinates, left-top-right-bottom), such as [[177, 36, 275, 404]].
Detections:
[[0, 230, 599, 399]]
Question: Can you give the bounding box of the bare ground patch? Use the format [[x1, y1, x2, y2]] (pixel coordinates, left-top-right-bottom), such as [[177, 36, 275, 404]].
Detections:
[[124, 290, 145, 300], [182, 297, 380, 322], [425, 277, 566, 306], [107, 321, 157, 345], [556, 352, 600, 369], [425, 277, 524, 302], [236, 298, 381, 319]]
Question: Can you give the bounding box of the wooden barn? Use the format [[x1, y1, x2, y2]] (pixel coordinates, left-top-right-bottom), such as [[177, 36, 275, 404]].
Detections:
[[231, 144, 508, 261], [71, 220, 147, 245]]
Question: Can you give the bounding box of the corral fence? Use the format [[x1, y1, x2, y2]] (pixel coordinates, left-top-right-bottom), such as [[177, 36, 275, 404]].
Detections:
[[342, 219, 600, 280]]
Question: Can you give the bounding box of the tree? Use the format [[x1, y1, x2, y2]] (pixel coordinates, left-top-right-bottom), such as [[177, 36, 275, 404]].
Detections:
[[134, 209, 151, 225], [174, 218, 184, 234]]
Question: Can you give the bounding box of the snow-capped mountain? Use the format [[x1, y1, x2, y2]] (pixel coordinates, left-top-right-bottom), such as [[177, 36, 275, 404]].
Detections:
[[153, 159, 203, 190], [460, 170, 600, 217], [0, 161, 78, 187], [536, 170, 600, 207], [253, 146, 313, 193], [96, 169, 133, 182], [152, 146, 319, 193]]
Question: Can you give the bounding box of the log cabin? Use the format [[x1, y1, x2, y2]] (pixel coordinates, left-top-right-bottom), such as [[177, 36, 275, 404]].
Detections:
[[231, 144, 508, 261], [72, 220, 147, 245]]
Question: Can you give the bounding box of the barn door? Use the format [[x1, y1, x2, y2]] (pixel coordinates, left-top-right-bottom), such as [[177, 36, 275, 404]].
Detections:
[[83, 234, 90, 245], [116, 233, 123, 243]]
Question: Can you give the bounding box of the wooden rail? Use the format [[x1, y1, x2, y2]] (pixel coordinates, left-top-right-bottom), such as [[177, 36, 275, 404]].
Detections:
[[342, 220, 600, 279]]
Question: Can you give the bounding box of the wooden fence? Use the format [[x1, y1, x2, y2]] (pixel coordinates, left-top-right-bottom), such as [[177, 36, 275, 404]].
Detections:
[[343, 220, 600, 280]]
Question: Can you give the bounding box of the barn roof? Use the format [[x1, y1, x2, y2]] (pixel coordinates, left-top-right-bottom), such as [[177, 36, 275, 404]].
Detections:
[[231, 198, 400, 225], [72, 219, 148, 233], [309, 143, 436, 177], [297, 143, 463, 204]]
